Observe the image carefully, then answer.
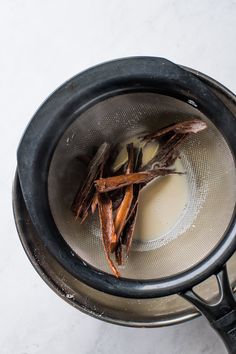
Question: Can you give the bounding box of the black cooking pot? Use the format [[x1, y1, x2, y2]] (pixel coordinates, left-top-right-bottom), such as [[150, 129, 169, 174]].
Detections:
[[14, 57, 236, 353]]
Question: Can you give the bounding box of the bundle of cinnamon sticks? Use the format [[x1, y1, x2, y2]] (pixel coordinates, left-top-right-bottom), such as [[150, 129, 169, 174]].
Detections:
[[72, 119, 207, 277]]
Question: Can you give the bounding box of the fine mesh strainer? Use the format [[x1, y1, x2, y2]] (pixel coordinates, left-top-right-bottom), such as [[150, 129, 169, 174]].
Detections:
[[15, 57, 236, 353], [48, 93, 235, 280]]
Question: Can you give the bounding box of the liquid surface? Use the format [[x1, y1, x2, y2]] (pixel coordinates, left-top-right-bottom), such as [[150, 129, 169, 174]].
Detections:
[[133, 159, 188, 242]]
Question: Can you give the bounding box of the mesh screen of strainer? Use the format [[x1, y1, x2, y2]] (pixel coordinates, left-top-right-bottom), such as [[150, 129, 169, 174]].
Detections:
[[48, 93, 236, 280]]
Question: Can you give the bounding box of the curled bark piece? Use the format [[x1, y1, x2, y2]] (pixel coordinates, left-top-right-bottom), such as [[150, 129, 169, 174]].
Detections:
[[122, 182, 141, 252], [114, 185, 133, 238], [97, 193, 120, 277], [114, 147, 143, 258], [95, 168, 180, 193], [114, 144, 134, 238], [72, 142, 110, 221], [124, 203, 138, 254], [141, 119, 207, 142]]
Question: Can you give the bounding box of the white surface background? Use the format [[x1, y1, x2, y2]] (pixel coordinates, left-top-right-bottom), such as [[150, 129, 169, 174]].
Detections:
[[1, 1, 236, 353]]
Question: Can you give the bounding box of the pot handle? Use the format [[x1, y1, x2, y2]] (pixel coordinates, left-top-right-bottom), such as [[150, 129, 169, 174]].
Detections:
[[181, 265, 236, 353]]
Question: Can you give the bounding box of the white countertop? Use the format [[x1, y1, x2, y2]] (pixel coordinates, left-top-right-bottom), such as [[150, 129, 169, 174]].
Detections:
[[1, 1, 236, 353]]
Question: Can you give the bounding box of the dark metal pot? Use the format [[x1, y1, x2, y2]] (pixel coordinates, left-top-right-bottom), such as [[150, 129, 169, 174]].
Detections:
[[13, 57, 236, 353]]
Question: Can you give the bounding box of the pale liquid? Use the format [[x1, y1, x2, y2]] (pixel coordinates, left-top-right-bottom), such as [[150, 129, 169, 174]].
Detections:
[[134, 159, 188, 242]]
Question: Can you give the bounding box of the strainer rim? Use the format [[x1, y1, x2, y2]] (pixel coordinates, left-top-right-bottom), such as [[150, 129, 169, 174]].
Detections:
[[17, 56, 236, 298]]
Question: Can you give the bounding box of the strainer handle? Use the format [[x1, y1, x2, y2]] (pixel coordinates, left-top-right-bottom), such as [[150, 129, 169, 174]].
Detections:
[[181, 265, 236, 354]]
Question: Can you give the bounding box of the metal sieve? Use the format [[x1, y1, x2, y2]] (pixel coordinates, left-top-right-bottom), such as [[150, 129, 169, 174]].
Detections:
[[48, 93, 235, 281], [15, 57, 236, 353]]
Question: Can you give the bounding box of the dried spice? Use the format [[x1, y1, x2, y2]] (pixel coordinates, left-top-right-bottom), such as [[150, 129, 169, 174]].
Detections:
[[112, 144, 135, 264], [119, 147, 143, 258], [142, 119, 207, 142], [123, 202, 138, 254], [97, 193, 120, 277], [114, 144, 134, 238], [72, 142, 110, 221], [72, 119, 207, 277], [95, 168, 179, 193]]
